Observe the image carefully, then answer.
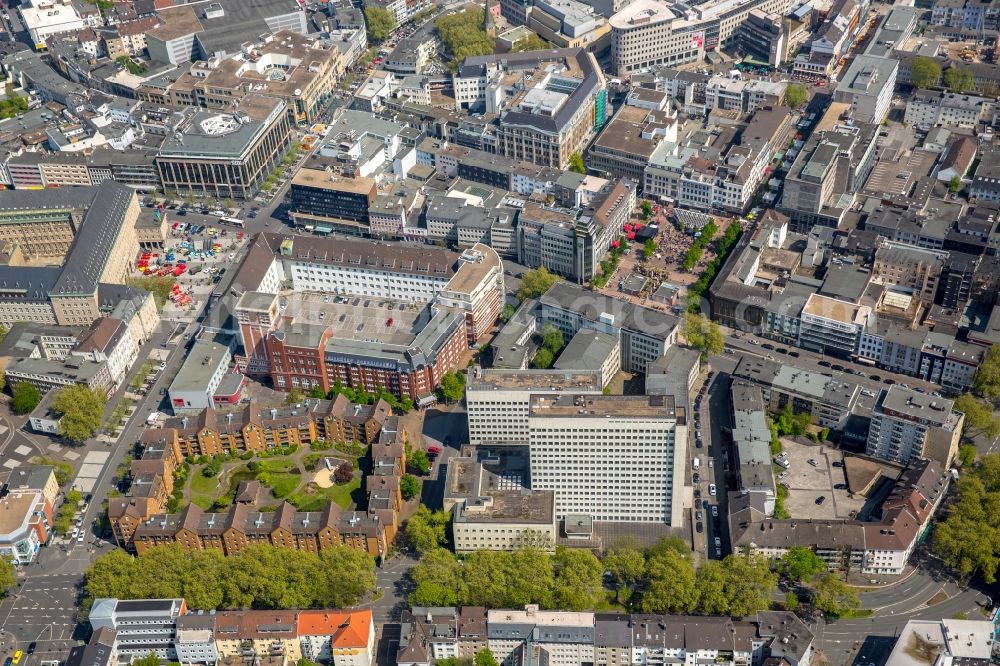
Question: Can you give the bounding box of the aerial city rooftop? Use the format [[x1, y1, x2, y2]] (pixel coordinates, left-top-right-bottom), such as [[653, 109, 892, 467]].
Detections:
[[0, 0, 999, 664]]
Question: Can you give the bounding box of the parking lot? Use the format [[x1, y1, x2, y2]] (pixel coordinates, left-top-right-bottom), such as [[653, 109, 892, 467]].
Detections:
[[135, 217, 248, 320], [779, 438, 866, 520]]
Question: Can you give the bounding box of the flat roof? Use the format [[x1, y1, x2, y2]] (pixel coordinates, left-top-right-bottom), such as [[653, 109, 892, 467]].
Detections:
[[291, 168, 376, 194], [0, 491, 40, 537], [468, 368, 602, 392], [553, 329, 618, 372], [802, 293, 869, 326], [528, 393, 676, 418], [540, 281, 679, 342], [877, 385, 955, 427], [169, 338, 232, 393]]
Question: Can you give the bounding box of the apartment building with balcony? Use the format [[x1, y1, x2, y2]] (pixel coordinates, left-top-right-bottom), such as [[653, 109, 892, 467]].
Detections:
[[866, 385, 963, 467]]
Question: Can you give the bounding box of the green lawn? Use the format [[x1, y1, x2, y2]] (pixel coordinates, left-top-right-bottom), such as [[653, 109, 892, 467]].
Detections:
[[288, 476, 360, 511], [190, 471, 223, 510]]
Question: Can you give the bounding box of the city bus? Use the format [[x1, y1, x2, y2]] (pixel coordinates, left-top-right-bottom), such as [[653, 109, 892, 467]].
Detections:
[[218, 216, 244, 228]]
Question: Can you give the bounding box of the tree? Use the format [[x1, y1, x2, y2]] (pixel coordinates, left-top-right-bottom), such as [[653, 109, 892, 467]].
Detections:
[[539, 323, 564, 354], [11, 382, 40, 415], [811, 573, 860, 618], [933, 474, 1000, 581], [512, 33, 548, 52], [974, 345, 1000, 399], [530, 347, 554, 369], [501, 303, 516, 323], [474, 649, 499, 666], [405, 505, 450, 554], [568, 152, 586, 174], [604, 546, 645, 603], [438, 370, 466, 403], [408, 447, 432, 475], [551, 547, 604, 611], [0, 367, 5, 393], [53, 384, 106, 443], [955, 394, 1000, 439], [641, 200, 653, 219], [436, 9, 494, 65], [132, 653, 161, 666], [298, 660, 322, 666], [959, 444, 978, 468], [643, 239, 658, 259], [334, 461, 354, 483], [696, 555, 777, 616], [639, 549, 698, 613], [945, 67, 975, 93], [911, 56, 942, 89], [0, 556, 14, 598], [284, 388, 305, 405], [784, 83, 808, 109], [517, 267, 561, 301], [684, 312, 725, 357], [949, 174, 962, 194], [776, 547, 826, 582], [84, 543, 375, 610], [364, 6, 396, 43], [400, 474, 421, 500]]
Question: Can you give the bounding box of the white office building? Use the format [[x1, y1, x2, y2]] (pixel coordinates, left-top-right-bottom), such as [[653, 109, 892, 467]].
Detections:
[[832, 55, 897, 125], [528, 394, 686, 525], [465, 369, 603, 445]]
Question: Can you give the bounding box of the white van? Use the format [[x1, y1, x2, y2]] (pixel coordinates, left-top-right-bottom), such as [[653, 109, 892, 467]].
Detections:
[[692, 457, 700, 469]]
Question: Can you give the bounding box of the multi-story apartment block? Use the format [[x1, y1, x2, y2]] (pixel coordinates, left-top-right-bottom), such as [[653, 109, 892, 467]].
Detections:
[[0, 489, 52, 565], [489, 606, 595, 666], [731, 356, 861, 430], [871, 241, 947, 305], [89, 598, 188, 663], [399, 608, 814, 666], [930, 0, 1000, 31], [732, 458, 949, 577], [453, 49, 607, 169], [155, 95, 292, 201], [131, 501, 388, 559], [86, 601, 374, 666], [608, 0, 791, 76], [528, 394, 686, 525], [798, 293, 871, 359], [904, 89, 992, 128], [866, 385, 963, 466]]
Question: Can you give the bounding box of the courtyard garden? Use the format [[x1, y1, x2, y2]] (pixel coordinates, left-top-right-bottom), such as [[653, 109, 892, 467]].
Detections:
[[174, 441, 367, 513]]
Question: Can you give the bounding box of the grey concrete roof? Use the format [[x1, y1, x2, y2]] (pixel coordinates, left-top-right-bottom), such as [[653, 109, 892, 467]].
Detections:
[[52, 181, 135, 297], [540, 282, 679, 341], [553, 329, 618, 373]]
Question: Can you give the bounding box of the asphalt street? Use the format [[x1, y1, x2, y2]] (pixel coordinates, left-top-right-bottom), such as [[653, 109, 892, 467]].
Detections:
[[0, 295, 219, 664]]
